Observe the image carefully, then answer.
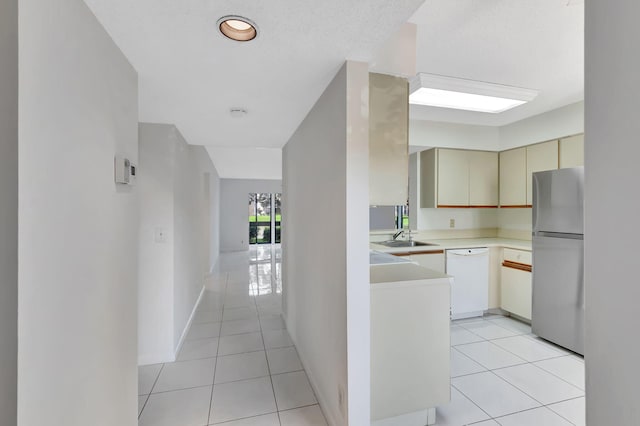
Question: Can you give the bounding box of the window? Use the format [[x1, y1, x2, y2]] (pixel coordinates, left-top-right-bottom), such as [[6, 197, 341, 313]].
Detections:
[[248, 193, 282, 245]]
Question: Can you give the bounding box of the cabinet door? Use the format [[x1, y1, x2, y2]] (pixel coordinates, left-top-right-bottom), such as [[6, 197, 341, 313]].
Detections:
[[559, 134, 584, 168], [420, 149, 437, 208], [526, 140, 559, 205], [469, 151, 499, 207], [437, 149, 469, 206], [369, 73, 408, 205], [500, 266, 532, 320], [410, 252, 445, 273], [499, 147, 527, 207]]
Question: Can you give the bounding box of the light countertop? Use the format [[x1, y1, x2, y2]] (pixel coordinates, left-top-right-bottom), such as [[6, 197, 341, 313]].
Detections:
[[370, 237, 531, 254]]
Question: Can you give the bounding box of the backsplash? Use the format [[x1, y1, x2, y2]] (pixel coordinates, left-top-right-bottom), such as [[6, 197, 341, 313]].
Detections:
[[371, 207, 533, 241], [415, 208, 498, 230]]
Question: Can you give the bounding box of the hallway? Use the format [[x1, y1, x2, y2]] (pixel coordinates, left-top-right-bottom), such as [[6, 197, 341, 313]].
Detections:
[[137, 246, 327, 425]]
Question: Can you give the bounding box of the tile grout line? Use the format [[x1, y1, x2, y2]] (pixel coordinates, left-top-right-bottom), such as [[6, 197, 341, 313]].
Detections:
[[490, 404, 575, 425], [449, 381, 494, 422], [256, 288, 283, 426], [139, 363, 165, 419], [206, 272, 228, 426], [544, 396, 583, 426], [450, 317, 584, 424]]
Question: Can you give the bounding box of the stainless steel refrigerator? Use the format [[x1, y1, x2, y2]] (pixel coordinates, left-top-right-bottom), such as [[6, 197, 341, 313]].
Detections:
[[532, 167, 584, 355]]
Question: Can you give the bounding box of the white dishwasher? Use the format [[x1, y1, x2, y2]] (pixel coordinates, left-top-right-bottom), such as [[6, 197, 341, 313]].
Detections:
[[446, 248, 489, 319]]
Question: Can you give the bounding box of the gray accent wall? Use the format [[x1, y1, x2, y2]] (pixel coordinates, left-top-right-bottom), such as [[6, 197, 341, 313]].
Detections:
[[0, 0, 18, 423], [585, 1, 640, 425]]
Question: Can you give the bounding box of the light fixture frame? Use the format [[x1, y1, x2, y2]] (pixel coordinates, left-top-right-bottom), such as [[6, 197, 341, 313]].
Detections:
[[217, 15, 259, 42], [409, 73, 539, 113]]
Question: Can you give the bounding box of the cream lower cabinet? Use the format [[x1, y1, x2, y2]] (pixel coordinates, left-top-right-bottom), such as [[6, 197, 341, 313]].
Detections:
[[500, 249, 532, 320], [392, 251, 445, 273]]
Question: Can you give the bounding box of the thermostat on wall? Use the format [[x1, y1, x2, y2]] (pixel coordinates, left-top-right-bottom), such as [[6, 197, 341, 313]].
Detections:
[[114, 156, 137, 185]]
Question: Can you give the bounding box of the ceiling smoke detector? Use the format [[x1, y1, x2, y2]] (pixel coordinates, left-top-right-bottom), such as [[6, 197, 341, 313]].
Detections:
[[230, 108, 248, 118], [218, 16, 258, 42]]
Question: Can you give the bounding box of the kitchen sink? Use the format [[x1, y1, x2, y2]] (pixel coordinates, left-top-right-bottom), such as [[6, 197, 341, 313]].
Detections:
[[377, 240, 439, 248]]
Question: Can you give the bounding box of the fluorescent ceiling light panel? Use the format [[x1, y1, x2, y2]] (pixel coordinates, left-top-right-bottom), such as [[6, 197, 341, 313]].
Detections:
[[409, 73, 538, 113]]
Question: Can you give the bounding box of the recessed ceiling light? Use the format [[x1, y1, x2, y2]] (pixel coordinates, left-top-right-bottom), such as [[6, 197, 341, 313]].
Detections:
[[218, 16, 258, 42], [409, 73, 538, 113]]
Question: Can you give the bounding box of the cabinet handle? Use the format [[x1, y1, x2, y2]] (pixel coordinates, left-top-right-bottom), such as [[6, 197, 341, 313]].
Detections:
[[502, 260, 532, 272]]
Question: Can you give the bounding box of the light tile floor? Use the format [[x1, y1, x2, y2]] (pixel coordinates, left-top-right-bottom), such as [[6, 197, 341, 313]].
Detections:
[[138, 245, 586, 426], [138, 245, 328, 426], [437, 315, 585, 426]]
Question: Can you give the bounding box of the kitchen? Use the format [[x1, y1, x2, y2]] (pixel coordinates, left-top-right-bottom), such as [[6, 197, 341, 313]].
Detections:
[[367, 2, 585, 424]]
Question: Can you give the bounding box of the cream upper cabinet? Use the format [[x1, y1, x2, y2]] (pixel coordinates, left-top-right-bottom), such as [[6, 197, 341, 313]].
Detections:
[[421, 148, 498, 208], [469, 150, 499, 206], [499, 147, 527, 207], [526, 140, 559, 205], [437, 149, 469, 206], [559, 134, 584, 168], [369, 73, 408, 206]]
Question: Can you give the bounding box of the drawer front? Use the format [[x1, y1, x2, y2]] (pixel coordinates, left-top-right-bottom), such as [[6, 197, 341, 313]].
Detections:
[[501, 266, 532, 320], [503, 248, 532, 265]]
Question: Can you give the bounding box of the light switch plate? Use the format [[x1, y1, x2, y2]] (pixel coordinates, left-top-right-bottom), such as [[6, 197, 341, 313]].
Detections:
[[154, 227, 168, 243]]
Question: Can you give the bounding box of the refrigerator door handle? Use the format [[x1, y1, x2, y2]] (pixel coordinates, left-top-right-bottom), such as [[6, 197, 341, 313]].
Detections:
[[536, 231, 584, 240], [532, 173, 539, 235]]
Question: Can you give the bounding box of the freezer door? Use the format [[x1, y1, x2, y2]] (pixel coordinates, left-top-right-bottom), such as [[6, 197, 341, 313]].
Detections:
[[532, 167, 584, 235], [532, 235, 584, 355]]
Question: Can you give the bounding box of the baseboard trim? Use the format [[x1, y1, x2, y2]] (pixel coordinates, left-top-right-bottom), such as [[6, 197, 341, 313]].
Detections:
[[286, 322, 341, 426], [138, 352, 175, 366], [173, 285, 205, 360]]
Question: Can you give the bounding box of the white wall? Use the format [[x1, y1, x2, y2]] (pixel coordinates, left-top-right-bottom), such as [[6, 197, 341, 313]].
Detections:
[[283, 61, 370, 426], [206, 146, 282, 180], [220, 179, 282, 252], [410, 120, 500, 151], [0, 0, 18, 423], [172, 132, 217, 348], [369, 22, 417, 77], [410, 102, 583, 154], [138, 124, 176, 364], [498, 208, 532, 232], [18, 0, 139, 424], [584, 2, 640, 424], [138, 123, 220, 365], [417, 208, 498, 231], [499, 101, 584, 150], [209, 168, 221, 268]]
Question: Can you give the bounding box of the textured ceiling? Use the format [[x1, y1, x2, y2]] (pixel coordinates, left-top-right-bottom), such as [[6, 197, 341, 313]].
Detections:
[[83, 0, 423, 178], [408, 0, 584, 126], [83, 0, 583, 178]]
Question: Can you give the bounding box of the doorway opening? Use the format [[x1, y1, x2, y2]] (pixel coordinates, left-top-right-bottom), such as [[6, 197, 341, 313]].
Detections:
[[248, 193, 281, 245]]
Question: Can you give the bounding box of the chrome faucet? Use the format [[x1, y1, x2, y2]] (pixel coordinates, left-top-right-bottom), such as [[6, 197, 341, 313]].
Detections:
[[392, 230, 404, 240]]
